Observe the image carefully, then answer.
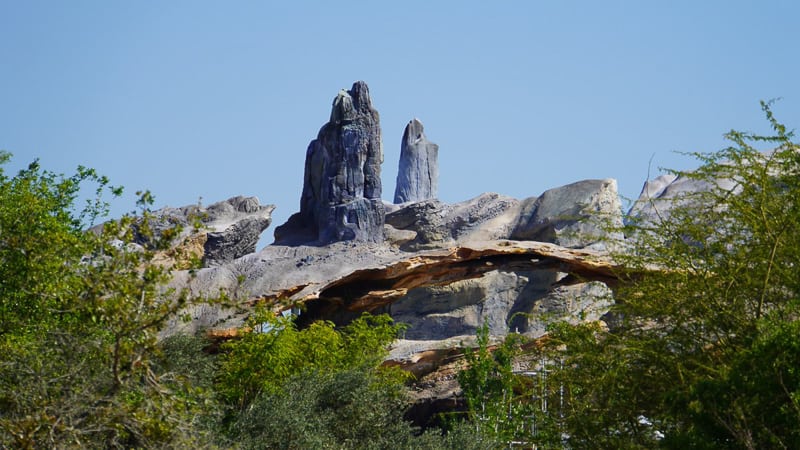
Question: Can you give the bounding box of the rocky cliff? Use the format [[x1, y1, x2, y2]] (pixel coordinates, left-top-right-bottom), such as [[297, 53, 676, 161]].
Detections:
[[157, 81, 667, 423]]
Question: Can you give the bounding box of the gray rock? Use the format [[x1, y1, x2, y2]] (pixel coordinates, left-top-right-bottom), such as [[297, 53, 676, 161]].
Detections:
[[204, 216, 271, 266], [200, 196, 275, 266], [387, 180, 622, 252], [626, 173, 735, 225], [388, 269, 613, 343], [383, 224, 418, 247], [447, 192, 519, 243], [127, 196, 274, 266], [626, 150, 772, 225], [385, 193, 518, 250], [390, 270, 533, 340], [166, 241, 405, 336], [274, 81, 385, 245], [511, 179, 623, 249], [394, 118, 439, 204], [385, 199, 449, 250]]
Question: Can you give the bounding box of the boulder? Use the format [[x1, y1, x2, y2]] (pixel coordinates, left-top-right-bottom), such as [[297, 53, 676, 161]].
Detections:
[[446, 193, 519, 243], [394, 118, 439, 204], [274, 81, 385, 245], [385, 199, 449, 250], [511, 179, 623, 249], [204, 217, 270, 266], [128, 196, 274, 267], [385, 193, 518, 250], [626, 151, 769, 225]]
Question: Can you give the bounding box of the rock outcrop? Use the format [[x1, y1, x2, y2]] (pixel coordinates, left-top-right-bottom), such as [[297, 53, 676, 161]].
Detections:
[[202, 197, 275, 265], [394, 118, 439, 204], [154, 81, 661, 426], [274, 81, 385, 245], [385, 179, 625, 253], [511, 179, 623, 250], [127, 196, 274, 267], [385, 193, 519, 251], [191, 240, 623, 337]]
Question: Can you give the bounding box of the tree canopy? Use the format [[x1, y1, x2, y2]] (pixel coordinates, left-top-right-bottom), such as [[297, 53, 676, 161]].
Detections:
[[535, 101, 800, 448], [0, 152, 215, 448]]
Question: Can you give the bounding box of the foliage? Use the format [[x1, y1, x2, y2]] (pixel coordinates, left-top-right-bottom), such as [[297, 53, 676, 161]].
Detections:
[[455, 322, 590, 448], [218, 310, 409, 410], [230, 367, 499, 450], [0, 153, 112, 335], [230, 369, 406, 449], [218, 311, 499, 448], [457, 323, 537, 444], [687, 318, 800, 448], [0, 153, 216, 448], [534, 101, 800, 448]]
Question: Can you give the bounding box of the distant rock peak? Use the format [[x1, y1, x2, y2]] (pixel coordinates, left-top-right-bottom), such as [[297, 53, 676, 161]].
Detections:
[[394, 118, 439, 204], [275, 81, 385, 245]]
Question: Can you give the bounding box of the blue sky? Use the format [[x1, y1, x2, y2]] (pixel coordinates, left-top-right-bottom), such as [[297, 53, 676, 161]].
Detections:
[[2, 1, 799, 246]]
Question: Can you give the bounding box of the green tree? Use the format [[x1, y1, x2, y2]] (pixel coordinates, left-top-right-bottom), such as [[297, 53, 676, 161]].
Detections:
[[0, 153, 215, 448], [216, 310, 409, 440], [230, 369, 407, 450], [688, 319, 800, 448], [538, 101, 800, 448], [217, 310, 408, 410], [457, 323, 544, 446], [218, 310, 495, 449], [230, 367, 498, 450]]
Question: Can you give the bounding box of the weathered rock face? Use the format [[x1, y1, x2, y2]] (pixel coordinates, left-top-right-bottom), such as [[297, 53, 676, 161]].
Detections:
[[385, 193, 519, 251], [203, 198, 275, 266], [394, 118, 439, 204], [274, 81, 385, 245], [385, 200, 449, 249], [167, 180, 625, 357], [388, 268, 614, 343], [176, 238, 622, 336], [385, 180, 625, 252], [511, 178, 623, 250], [128, 196, 274, 267]]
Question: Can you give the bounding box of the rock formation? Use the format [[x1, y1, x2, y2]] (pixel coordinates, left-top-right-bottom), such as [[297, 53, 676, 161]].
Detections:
[[154, 81, 666, 426], [193, 240, 623, 336], [202, 197, 275, 265], [177, 181, 625, 341], [627, 172, 738, 225], [394, 118, 439, 204], [274, 81, 385, 245], [385, 193, 518, 250], [126, 196, 274, 267], [511, 178, 623, 250]]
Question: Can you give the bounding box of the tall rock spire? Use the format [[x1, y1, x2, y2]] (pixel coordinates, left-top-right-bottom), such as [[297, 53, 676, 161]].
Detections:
[[394, 118, 439, 204], [275, 81, 385, 245]]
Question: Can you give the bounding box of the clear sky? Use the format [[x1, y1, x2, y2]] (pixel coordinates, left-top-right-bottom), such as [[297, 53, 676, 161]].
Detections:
[[2, 1, 799, 246]]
